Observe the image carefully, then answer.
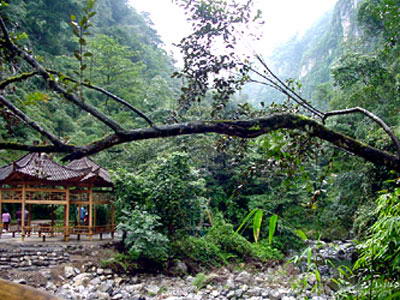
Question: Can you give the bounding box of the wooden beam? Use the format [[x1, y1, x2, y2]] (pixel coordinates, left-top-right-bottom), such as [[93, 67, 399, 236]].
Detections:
[[65, 188, 70, 241], [0, 200, 22, 204], [93, 203, 96, 228], [25, 200, 68, 205], [111, 204, 115, 239], [0, 189, 2, 228], [21, 184, 26, 240], [88, 186, 93, 239]]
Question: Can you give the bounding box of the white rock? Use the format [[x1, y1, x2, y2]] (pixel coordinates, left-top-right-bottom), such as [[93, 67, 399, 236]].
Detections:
[[145, 284, 159, 295], [73, 273, 92, 286], [45, 281, 57, 291], [64, 266, 76, 279], [90, 277, 101, 286], [97, 268, 104, 275], [96, 291, 110, 300], [235, 271, 252, 283]]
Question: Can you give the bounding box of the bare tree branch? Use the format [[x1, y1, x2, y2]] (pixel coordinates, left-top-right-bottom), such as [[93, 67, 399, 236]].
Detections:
[[0, 94, 71, 148], [0, 71, 39, 90], [254, 54, 324, 118], [323, 107, 400, 158], [47, 71, 155, 127], [248, 66, 323, 116], [0, 17, 125, 134]]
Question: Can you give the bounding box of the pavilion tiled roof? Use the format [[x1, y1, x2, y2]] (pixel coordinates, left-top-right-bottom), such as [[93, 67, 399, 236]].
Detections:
[[66, 157, 113, 187], [0, 153, 91, 185]]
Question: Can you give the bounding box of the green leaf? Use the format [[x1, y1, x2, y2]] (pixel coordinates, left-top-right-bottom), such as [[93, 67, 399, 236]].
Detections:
[[306, 247, 312, 267], [314, 269, 321, 283], [294, 229, 308, 241], [268, 214, 278, 245], [253, 209, 263, 243], [235, 208, 257, 234], [87, 0, 96, 10]]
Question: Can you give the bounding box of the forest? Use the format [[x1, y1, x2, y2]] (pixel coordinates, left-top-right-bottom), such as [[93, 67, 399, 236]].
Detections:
[[0, 0, 399, 299]]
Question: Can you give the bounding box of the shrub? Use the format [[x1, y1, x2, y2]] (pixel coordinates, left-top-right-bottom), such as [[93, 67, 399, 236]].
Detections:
[[114, 152, 207, 238], [146, 152, 207, 237], [100, 253, 138, 273], [171, 236, 226, 268], [251, 240, 284, 261], [354, 187, 400, 281], [117, 209, 169, 264], [206, 218, 254, 259]]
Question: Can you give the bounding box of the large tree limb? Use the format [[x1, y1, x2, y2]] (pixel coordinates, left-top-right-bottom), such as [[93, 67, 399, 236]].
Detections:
[[1, 114, 399, 170], [323, 107, 400, 158], [0, 72, 39, 90], [60, 114, 400, 170]]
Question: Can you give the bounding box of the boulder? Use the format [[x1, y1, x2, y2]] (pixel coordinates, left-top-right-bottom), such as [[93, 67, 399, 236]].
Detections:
[[64, 265, 76, 279]]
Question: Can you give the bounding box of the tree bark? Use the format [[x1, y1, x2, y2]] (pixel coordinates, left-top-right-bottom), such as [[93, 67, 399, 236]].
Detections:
[[1, 113, 398, 171]]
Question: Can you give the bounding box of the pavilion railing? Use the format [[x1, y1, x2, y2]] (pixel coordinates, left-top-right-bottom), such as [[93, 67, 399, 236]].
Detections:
[[1, 188, 113, 204], [1, 223, 115, 239], [0, 188, 23, 202], [0, 187, 67, 203]]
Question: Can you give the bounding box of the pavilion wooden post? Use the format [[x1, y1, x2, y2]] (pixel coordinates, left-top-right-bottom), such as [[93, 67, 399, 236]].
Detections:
[[21, 184, 26, 241], [111, 203, 115, 239], [88, 186, 93, 239], [64, 188, 70, 241], [0, 189, 3, 226], [77, 204, 80, 226], [93, 201, 97, 228], [27, 204, 32, 237], [0, 189, 3, 235]]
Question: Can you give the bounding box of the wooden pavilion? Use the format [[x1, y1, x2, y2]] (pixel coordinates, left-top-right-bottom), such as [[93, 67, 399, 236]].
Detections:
[[0, 153, 115, 241]]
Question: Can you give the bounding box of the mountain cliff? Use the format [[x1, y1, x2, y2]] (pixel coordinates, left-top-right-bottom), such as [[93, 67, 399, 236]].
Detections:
[[246, 0, 365, 106]]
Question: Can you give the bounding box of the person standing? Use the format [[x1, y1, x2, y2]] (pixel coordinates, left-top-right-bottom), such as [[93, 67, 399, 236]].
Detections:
[[2, 210, 11, 231]]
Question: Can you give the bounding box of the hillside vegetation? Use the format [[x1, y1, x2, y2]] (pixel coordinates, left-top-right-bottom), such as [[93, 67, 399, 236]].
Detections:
[[0, 0, 399, 298]]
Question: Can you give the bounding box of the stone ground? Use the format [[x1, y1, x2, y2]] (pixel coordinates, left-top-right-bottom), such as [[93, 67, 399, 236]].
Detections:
[[0, 238, 354, 299]]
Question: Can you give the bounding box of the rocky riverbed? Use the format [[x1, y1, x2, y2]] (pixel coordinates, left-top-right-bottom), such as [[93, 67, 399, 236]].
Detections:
[[2, 240, 356, 300], [44, 263, 333, 300]]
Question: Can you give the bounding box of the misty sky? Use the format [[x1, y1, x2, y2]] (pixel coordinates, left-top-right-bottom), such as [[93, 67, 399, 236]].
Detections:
[[130, 0, 338, 57]]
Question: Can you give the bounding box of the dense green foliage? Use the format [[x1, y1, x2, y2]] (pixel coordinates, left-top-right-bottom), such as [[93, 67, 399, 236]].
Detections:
[[1, 0, 399, 297], [114, 152, 207, 237], [117, 209, 170, 263]]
